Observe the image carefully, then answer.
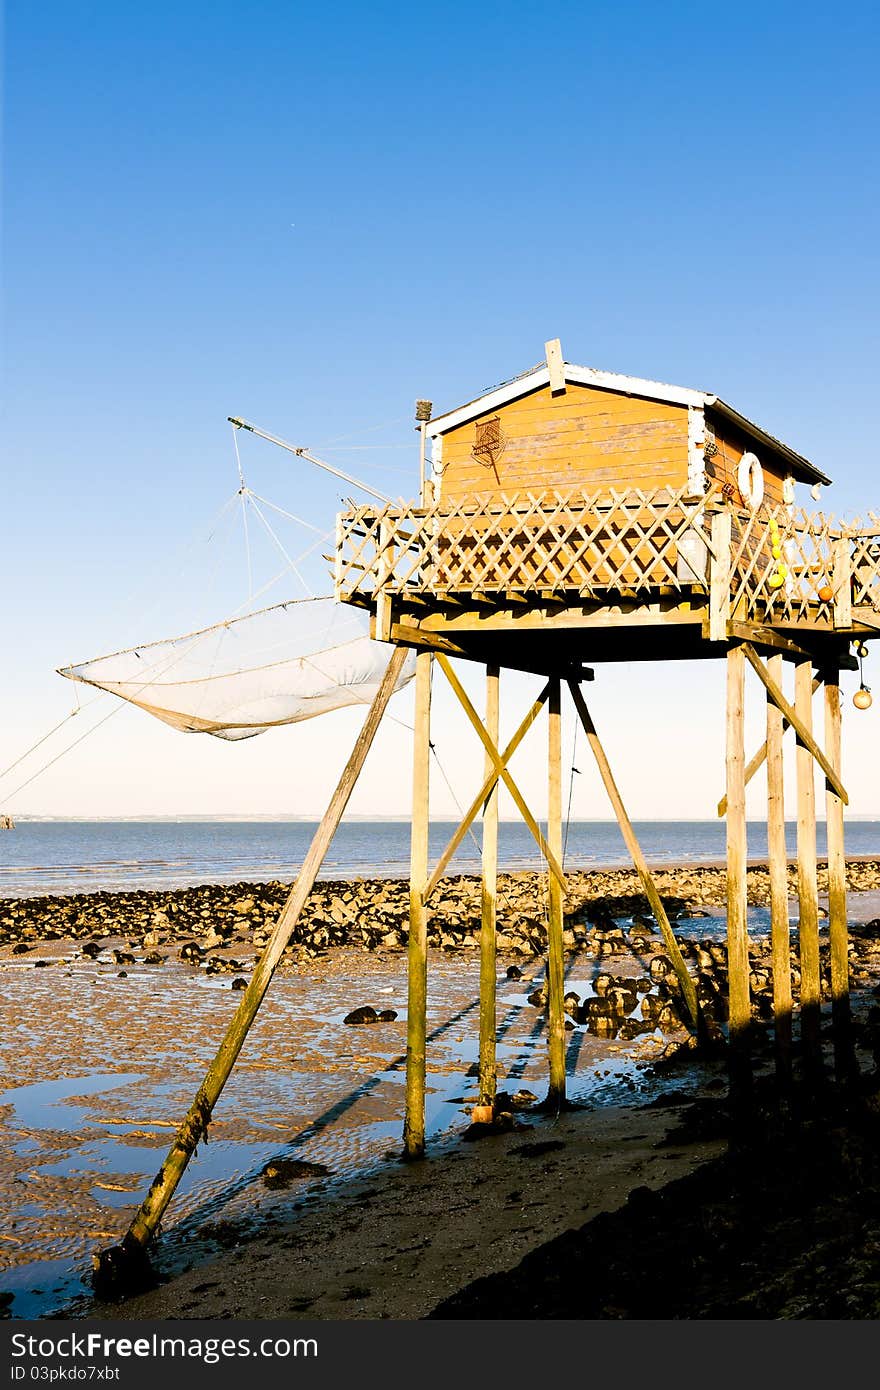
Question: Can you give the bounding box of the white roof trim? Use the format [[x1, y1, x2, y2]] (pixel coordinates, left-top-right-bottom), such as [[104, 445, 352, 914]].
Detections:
[[426, 363, 709, 438]]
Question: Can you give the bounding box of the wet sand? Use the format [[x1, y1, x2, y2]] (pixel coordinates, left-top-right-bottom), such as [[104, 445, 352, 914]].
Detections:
[[2, 863, 879, 1320]]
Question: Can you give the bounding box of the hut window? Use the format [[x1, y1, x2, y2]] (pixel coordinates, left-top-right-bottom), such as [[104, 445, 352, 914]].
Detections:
[[473, 415, 504, 468]]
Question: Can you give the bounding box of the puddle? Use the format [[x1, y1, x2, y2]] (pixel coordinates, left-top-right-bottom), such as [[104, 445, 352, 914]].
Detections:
[[0, 895, 863, 1320]]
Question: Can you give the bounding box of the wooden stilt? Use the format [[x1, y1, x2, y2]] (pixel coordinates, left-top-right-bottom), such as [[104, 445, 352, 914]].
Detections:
[[423, 681, 550, 901], [435, 656, 567, 892], [795, 656, 821, 1055], [726, 645, 751, 1042], [478, 665, 500, 1110], [766, 653, 792, 1068], [567, 680, 701, 1034], [546, 678, 566, 1108], [403, 651, 433, 1159], [824, 659, 851, 1075], [96, 647, 409, 1278]]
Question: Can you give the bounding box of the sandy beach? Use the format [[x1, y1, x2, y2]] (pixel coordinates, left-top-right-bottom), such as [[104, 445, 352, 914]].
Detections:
[[2, 862, 880, 1320]]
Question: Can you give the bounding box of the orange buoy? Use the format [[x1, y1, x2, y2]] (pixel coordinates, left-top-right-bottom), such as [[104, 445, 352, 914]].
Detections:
[[854, 687, 873, 710], [817, 584, 834, 603]]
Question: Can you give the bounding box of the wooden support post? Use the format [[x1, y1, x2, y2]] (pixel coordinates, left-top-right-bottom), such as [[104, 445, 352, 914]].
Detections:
[[478, 665, 500, 1110], [567, 680, 701, 1034], [435, 655, 567, 893], [717, 675, 821, 819], [766, 653, 792, 1067], [404, 651, 433, 1159], [824, 659, 851, 1074], [95, 648, 409, 1281], [709, 510, 732, 642], [726, 645, 751, 1041], [742, 645, 847, 803], [423, 682, 551, 901], [546, 678, 566, 1108], [795, 656, 821, 1055]]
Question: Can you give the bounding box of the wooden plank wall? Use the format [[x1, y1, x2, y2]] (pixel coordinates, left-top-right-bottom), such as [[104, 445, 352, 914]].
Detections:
[[437, 383, 690, 502], [704, 411, 788, 508]]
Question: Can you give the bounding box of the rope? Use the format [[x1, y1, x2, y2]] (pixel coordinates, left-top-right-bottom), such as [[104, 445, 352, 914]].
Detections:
[[0, 709, 81, 782], [246, 495, 313, 598], [562, 719, 580, 867]]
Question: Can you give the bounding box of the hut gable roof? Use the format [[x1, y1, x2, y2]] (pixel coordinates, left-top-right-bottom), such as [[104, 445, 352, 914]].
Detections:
[[427, 361, 831, 487]]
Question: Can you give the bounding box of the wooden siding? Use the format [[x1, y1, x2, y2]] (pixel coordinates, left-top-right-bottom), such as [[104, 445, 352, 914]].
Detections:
[[705, 411, 789, 508], [436, 383, 689, 502]]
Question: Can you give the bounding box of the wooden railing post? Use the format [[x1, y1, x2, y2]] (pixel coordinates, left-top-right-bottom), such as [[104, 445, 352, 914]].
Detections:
[[833, 537, 852, 629], [709, 509, 732, 641]]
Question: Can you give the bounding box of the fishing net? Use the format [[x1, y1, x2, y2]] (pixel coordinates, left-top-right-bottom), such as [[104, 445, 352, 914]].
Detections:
[[58, 597, 415, 741]]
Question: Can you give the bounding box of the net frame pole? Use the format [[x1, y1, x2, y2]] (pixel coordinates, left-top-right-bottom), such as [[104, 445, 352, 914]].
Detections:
[[93, 646, 408, 1289]]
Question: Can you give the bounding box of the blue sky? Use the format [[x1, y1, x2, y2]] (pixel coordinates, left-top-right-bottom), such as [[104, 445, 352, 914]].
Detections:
[[3, 1, 880, 819]]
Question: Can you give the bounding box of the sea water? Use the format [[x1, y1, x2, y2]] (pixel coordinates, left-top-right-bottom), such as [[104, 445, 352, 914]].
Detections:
[[3, 818, 880, 897]]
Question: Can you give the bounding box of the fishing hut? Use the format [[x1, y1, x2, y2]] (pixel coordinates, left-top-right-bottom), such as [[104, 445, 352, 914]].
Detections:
[[334, 340, 880, 1149], [97, 340, 880, 1284]]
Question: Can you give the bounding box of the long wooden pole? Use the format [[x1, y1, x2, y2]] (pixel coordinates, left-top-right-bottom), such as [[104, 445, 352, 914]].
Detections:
[[795, 656, 821, 1055], [97, 647, 408, 1280], [546, 678, 566, 1108], [403, 651, 433, 1159], [726, 645, 751, 1042], [567, 679, 701, 1034], [824, 659, 851, 1075], [766, 653, 792, 1066], [478, 665, 500, 1110]]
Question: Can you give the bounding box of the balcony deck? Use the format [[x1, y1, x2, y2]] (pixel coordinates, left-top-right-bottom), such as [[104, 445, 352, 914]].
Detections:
[[334, 486, 880, 669]]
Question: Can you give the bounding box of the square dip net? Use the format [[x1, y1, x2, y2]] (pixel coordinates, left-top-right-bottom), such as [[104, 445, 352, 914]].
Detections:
[[59, 597, 415, 741]]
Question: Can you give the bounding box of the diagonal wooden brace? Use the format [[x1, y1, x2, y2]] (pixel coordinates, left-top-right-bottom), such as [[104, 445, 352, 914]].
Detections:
[[423, 681, 551, 901], [436, 655, 568, 892], [717, 674, 822, 817], [742, 644, 847, 803], [567, 679, 702, 1034]]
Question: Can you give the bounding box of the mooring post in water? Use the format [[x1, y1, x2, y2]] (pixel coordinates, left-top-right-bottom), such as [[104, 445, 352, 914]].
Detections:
[[477, 664, 500, 1115], [766, 653, 793, 1076], [824, 657, 852, 1078], [545, 677, 567, 1109], [795, 655, 822, 1062], [725, 645, 751, 1047], [92, 647, 408, 1291], [403, 651, 432, 1158]]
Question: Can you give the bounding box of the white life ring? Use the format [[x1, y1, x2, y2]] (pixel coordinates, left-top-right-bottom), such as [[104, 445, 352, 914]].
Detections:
[[737, 452, 764, 510]]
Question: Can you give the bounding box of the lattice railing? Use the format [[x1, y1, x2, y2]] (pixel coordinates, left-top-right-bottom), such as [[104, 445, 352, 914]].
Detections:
[[335, 488, 880, 627], [336, 486, 719, 599]]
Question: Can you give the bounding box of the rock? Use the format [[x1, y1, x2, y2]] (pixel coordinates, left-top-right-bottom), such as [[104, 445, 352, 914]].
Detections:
[[81, 941, 103, 959], [527, 988, 547, 1008], [232, 897, 256, 915], [506, 965, 523, 980], [12, 943, 30, 955], [231, 977, 248, 990], [261, 1157, 331, 1188], [649, 955, 671, 981], [179, 941, 204, 962], [113, 950, 135, 965], [377, 1009, 398, 1022], [344, 1005, 379, 1025], [143, 952, 165, 965], [593, 973, 614, 997]]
